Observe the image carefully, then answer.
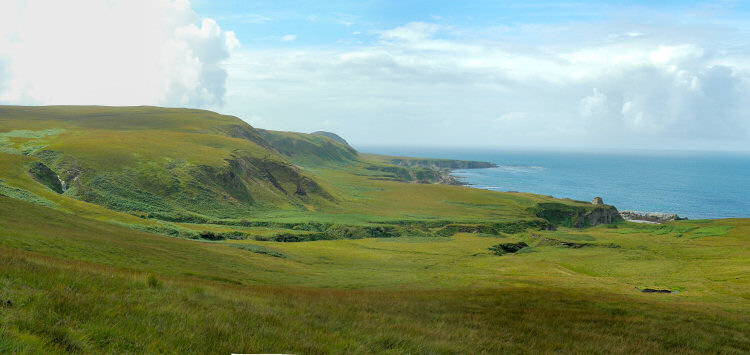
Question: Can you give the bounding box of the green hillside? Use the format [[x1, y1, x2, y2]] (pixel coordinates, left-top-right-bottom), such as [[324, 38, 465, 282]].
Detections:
[[1, 106, 748, 353], [0, 105, 620, 239], [0, 106, 334, 219]]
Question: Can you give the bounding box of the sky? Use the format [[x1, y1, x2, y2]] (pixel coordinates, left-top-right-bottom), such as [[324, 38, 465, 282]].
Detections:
[[1, 0, 749, 151]]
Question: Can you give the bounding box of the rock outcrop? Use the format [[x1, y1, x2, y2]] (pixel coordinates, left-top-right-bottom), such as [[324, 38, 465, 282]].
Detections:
[[583, 206, 623, 226], [592, 197, 604, 205], [619, 211, 687, 223], [530, 202, 622, 228]]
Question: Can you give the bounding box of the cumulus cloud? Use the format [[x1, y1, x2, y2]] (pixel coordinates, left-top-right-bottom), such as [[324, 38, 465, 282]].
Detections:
[[224, 20, 750, 149], [0, 0, 237, 107], [572, 45, 746, 139]]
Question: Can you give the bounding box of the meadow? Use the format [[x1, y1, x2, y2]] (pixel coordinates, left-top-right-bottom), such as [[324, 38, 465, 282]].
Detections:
[[1, 106, 748, 353]]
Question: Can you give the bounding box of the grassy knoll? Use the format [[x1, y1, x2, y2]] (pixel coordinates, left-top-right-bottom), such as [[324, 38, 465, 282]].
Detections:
[[1, 106, 749, 353]]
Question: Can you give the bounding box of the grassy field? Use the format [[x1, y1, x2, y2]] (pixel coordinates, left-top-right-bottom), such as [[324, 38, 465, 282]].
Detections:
[[1, 106, 749, 353], [1, 196, 749, 353]]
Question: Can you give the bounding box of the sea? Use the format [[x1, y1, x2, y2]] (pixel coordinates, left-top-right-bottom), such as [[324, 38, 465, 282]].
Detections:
[[358, 147, 750, 220]]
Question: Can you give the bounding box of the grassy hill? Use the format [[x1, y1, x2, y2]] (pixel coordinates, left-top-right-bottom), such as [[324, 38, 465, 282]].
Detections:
[[0, 106, 335, 219], [1, 106, 748, 353]]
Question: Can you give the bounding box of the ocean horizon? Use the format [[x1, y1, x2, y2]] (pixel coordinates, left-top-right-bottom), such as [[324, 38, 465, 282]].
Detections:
[[358, 146, 750, 220]]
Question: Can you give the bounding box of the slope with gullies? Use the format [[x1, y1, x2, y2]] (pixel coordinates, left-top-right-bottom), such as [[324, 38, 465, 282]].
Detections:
[[0, 106, 337, 219]]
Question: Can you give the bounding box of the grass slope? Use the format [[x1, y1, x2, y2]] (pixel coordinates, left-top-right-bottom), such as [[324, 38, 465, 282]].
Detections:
[[2, 105, 609, 229], [1, 196, 749, 353], [0, 106, 334, 219]]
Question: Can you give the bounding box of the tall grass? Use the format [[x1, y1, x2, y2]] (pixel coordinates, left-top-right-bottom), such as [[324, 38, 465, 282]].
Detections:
[[2, 248, 748, 354]]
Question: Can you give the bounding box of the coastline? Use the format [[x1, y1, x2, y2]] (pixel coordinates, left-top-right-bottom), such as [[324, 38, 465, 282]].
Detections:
[[447, 167, 689, 223], [385, 157, 497, 186], [366, 148, 747, 220]]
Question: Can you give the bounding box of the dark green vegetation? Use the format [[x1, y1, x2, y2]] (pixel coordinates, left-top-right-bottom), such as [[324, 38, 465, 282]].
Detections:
[[27, 161, 64, 193], [488, 241, 529, 255], [1, 106, 748, 353], [530, 202, 623, 227]]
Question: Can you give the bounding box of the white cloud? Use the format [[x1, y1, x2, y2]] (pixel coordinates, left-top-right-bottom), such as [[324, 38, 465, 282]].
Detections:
[[222, 20, 750, 150], [281, 34, 297, 42], [378, 22, 442, 42], [579, 89, 607, 118], [0, 0, 237, 107]]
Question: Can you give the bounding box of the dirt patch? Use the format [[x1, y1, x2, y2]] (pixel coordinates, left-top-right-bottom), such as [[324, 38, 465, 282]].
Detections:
[[538, 238, 591, 248], [641, 288, 673, 294], [557, 241, 590, 248]]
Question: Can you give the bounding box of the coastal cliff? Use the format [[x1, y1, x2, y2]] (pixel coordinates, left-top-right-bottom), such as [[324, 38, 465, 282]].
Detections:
[[530, 202, 622, 227], [388, 158, 497, 170], [384, 157, 496, 185], [359, 154, 497, 185], [365, 164, 465, 185]]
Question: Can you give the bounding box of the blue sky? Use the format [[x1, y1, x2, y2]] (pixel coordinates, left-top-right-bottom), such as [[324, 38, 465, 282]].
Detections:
[[191, 0, 749, 47], [1, 0, 749, 150]]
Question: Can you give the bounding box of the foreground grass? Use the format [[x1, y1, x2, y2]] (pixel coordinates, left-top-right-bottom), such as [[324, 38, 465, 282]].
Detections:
[[2, 248, 749, 354]]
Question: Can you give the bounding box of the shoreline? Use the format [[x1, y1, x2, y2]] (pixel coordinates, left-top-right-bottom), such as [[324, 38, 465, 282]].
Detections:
[[447, 168, 691, 223]]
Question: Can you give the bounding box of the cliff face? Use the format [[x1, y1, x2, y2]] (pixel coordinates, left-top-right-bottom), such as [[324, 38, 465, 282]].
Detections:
[[582, 206, 623, 226], [530, 202, 622, 228], [364, 165, 464, 185], [374, 157, 495, 186]]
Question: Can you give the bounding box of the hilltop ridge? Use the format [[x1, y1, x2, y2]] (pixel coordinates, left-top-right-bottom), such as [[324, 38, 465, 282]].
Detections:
[[311, 131, 350, 145]]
